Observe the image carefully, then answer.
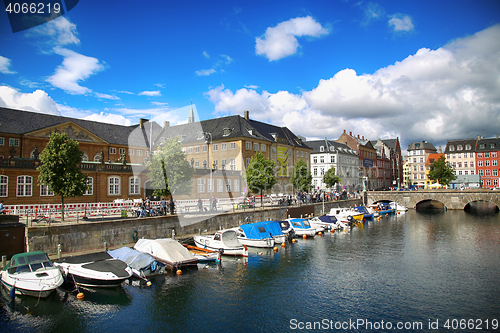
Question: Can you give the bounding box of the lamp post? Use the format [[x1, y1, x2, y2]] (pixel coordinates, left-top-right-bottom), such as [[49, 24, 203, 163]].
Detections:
[[203, 132, 213, 210]]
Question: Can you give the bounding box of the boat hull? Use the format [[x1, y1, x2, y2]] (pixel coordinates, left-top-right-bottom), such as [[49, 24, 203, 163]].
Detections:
[[193, 235, 248, 257], [1, 270, 63, 298], [237, 237, 275, 248]]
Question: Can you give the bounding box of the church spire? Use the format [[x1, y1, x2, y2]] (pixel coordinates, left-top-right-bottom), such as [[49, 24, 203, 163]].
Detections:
[[188, 100, 195, 123]]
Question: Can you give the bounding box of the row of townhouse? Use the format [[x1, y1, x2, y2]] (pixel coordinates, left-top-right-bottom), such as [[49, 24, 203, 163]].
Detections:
[[403, 136, 500, 189], [307, 131, 403, 192], [0, 107, 311, 205]]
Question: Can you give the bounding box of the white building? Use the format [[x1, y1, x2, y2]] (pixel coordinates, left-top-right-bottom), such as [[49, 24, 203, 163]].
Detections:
[[306, 139, 359, 192]]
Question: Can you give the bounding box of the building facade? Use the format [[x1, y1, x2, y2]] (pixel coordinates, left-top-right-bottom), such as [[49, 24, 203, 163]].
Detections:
[[407, 141, 437, 188], [475, 137, 500, 188]]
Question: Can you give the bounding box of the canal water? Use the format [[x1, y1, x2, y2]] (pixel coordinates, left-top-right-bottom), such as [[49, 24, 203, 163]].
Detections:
[[1, 210, 499, 332]]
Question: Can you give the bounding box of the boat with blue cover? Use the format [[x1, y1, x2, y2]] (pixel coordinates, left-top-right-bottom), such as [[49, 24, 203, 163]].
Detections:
[[232, 221, 279, 248], [285, 218, 316, 237], [108, 247, 165, 278], [309, 215, 347, 230], [354, 206, 379, 219]]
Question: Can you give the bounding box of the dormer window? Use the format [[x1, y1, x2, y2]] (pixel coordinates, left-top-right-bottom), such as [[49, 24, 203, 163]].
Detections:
[[479, 144, 485, 149], [223, 128, 232, 136], [330, 146, 334, 152], [465, 144, 471, 150], [178, 135, 186, 143], [490, 143, 496, 149], [320, 146, 324, 152], [457, 145, 463, 151], [449, 145, 455, 151], [248, 128, 255, 136]]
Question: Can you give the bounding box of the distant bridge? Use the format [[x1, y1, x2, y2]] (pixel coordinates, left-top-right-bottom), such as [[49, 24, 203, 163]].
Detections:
[[366, 190, 500, 210]]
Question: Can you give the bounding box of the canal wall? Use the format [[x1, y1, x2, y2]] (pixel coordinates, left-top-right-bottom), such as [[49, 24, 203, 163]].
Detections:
[[25, 198, 361, 255]]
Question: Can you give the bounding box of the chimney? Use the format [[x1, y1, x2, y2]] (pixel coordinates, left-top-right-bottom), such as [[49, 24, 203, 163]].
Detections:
[[362, 136, 364, 140], [163, 121, 170, 128], [139, 118, 149, 128], [439, 146, 442, 154], [244, 110, 249, 120], [357, 135, 360, 139], [349, 131, 352, 136]]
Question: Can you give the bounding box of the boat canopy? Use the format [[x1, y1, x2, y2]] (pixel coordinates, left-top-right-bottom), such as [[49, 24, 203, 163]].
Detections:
[[354, 206, 369, 214], [108, 247, 156, 271], [134, 238, 197, 266], [220, 230, 241, 247], [317, 215, 338, 223], [289, 218, 311, 228], [3, 251, 54, 273], [239, 221, 283, 239]]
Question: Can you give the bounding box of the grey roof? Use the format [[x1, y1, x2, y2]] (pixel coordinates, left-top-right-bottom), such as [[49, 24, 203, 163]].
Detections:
[[155, 115, 311, 149], [305, 139, 355, 155], [0, 107, 163, 147], [370, 139, 399, 150], [407, 141, 437, 152], [476, 137, 500, 152], [443, 138, 477, 154]]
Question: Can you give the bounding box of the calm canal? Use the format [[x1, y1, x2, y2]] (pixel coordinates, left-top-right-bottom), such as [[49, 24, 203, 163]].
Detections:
[[1, 210, 499, 332]]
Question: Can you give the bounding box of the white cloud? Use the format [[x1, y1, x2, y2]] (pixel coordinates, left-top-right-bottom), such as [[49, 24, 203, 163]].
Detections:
[[138, 90, 161, 96], [203, 51, 210, 58], [0, 56, 16, 74], [83, 112, 132, 126], [196, 68, 216, 76], [47, 47, 104, 94], [29, 16, 80, 46], [94, 92, 120, 100], [208, 25, 500, 148], [255, 16, 329, 61], [360, 2, 386, 26], [389, 15, 414, 32], [0, 86, 60, 115]]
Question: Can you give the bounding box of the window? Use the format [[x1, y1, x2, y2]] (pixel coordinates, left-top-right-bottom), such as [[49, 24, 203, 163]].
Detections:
[[230, 142, 236, 150], [137, 150, 142, 156], [119, 148, 126, 155], [234, 179, 239, 192], [195, 146, 200, 153], [223, 128, 232, 136], [485, 152, 490, 158], [213, 160, 218, 169], [194, 161, 200, 168], [246, 158, 250, 167], [203, 160, 207, 168], [197, 179, 205, 193], [9, 138, 20, 146], [40, 184, 54, 196], [110, 147, 117, 154], [493, 152, 497, 158], [470, 161, 474, 168], [188, 147, 193, 154], [129, 177, 140, 195], [128, 149, 134, 156], [449, 145, 455, 151], [490, 143, 496, 149], [217, 179, 223, 192], [246, 142, 252, 150], [478, 161, 483, 167], [230, 158, 236, 170], [108, 177, 120, 195], [225, 179, 231, 192], [221, 159, 227, 170], [221, 143, 227, 151], [17, 176, 32, 197], [479, 144, 485, 149], [261, 144, 266, 152], [0, 137, 3, 146], [486, 160, 490, 167], [493, 160, 497, 166], [479, 170, 484, 176], [213, 144, 219, 151], [0, 175, 7, 197], [203, 145, 208, 152], [84, 177, 93, 195], [331, 156, 335, 163], [254, 143, 259, 151], [296, 151, 299, 157], [208, 179, 214, 192], [320, 146, 324, 152], [486, 170, 491, 176], [320, 156, 324, 163], [313, 156, 317, 164], [313, 168, 317, 176], [457, 145, 463, 151]]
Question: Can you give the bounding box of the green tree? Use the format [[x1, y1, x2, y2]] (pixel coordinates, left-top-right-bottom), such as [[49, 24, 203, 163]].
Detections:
[[290, 159, 312, 192], [323, 166, 342, 190], [37, 132, 88, 221], [428, 156, 457, 187], [147, 137, 193, 198], [245, 152, 277, 207]]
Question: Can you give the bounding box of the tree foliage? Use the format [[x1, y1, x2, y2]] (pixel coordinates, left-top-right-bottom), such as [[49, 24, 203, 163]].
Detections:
[[290, 159, 312, 192], [147, 137, 194, 198], [245, 152, 277, 206], [323, 166, 342, 189], [428, 156, 457, 186], [37, 132, 88, 220]]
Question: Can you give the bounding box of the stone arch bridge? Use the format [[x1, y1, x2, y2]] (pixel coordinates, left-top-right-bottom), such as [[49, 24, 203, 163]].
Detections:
[[366, 190, 500, 210]]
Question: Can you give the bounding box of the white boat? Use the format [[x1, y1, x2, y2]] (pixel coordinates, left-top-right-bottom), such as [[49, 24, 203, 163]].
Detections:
[[389, 202, 408, 212], [108, 247, 165, 278], [231, 222, 280, 248], [286, 218, 316, 237], [134, 238, 198, 269], [193, 229, 248, 257], [55, 252, 133, 288], [1, 251, 64, 298], [328, 207, 365, 221], [309, 215, 347, 230]]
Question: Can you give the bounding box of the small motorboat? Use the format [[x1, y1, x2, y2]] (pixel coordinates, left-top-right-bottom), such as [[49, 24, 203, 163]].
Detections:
[[134, 238, 198, 270], [328, 207, 365, 221], [55, 252, 133, 288], [1, 251, 64, 298], [389, 202, 408, 212], [108, 247, 165, 278], [183, 244, 221, 263], [354, 206, 379, 219], [286, 218, 316, 237], [232, 221, 284, 247], [193, 229, 248, 257], [309, 215, 348, 230], [369, 203, 396, 215]]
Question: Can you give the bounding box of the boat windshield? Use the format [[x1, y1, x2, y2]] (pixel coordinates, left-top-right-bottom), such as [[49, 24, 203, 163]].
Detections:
[[303, 220, 311, 227]]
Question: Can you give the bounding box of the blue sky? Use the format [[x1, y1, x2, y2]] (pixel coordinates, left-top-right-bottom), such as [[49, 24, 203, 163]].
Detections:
[[1, 0, 500, 152]]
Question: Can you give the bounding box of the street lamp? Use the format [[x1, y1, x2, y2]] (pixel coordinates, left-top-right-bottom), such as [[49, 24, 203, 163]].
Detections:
[[199, 132, 213, 210]]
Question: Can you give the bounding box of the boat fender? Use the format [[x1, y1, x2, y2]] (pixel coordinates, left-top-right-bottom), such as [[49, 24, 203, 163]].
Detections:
[[9, 283, 16, 299], [132, 230, 139, 242]]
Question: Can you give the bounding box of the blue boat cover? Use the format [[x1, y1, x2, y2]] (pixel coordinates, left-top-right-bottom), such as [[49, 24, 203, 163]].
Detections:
[[289, 218, 312, 229], [239, 221, 284, 239], [108, 247, 156, 271], [318, 215, 338, 223]]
